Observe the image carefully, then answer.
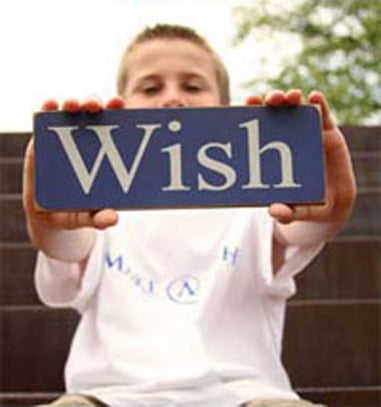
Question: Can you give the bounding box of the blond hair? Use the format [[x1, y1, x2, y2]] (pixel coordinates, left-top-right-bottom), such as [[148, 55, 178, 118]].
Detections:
[[116, 24, 230, 104]]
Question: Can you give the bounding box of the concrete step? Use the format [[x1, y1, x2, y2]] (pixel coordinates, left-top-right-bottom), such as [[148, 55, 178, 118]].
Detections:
[[293, 240, 381, 301], [283, 301, 380, 389], [1, 387, 379, 407], [0, 307, 78, 393], [1, 240, 380, 306], [298, 386, 381, 407], [1, 191, 380, 243], [0, 302, 379, 392]]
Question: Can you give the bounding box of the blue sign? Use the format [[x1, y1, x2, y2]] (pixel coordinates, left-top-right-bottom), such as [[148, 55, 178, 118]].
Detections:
[[34, 106, 325, 210]]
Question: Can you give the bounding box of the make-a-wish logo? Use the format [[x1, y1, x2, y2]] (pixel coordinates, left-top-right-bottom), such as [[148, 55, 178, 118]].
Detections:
[[105, 252, 201, 304]]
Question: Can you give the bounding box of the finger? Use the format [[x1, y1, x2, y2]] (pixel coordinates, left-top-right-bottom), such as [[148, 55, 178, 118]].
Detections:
[[269, 203, 295, 224], [245, 95, 263, 106], [264, 90, 286, 106], [70, 209, 118, 230], [92, 209, 119, 229], [22, 138, 36, 216], [43, 212, 91, 230], [44, 209, 117, 230], [285, 89, 303, 105], [106, 96, 126, 110], [62, 99, 81, 113], [82, 97, 103, 114], [42, 99, 59, 111], [308, 91, 335, 131]]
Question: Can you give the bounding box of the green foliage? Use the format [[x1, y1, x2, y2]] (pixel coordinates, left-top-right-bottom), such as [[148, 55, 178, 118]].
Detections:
[[233, 0, 381, 124]]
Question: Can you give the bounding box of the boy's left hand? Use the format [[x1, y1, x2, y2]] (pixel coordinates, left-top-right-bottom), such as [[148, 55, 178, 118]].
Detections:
[[246, 89, 357, 243]]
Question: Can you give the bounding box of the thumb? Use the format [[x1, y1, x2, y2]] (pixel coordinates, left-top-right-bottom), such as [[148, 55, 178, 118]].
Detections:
[[269, 202, 330, 224]]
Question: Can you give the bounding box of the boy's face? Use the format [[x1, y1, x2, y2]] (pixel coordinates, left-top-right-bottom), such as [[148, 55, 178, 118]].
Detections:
[[122, 39, 221, 108]]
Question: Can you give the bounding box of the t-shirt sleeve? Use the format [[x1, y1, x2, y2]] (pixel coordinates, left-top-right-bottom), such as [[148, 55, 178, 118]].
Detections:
[[255, 211, 325, 298], [34, 231, 105, 313]]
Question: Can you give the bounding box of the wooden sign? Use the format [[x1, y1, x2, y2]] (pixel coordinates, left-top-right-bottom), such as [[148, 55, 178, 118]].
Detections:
[[34, 105, 325, 210]]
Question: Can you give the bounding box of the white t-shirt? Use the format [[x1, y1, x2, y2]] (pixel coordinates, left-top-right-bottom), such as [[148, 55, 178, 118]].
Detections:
[[35, 208, 323, 407]]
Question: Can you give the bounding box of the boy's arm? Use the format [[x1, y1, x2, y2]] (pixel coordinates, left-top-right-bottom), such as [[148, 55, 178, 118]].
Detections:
[[248, 90, 357, 272], [23, 98, 124, 262]]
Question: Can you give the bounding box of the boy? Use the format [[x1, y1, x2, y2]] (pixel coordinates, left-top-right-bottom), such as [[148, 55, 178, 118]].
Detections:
[[24, 24, 356, 407]]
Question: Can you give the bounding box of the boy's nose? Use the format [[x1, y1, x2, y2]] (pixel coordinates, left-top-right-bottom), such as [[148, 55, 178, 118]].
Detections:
[[161, 86, 186, 107], [163, 98, 186, 108]]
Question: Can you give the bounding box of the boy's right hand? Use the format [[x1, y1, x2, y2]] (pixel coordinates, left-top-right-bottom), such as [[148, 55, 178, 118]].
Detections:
[[23, 97, 125, 259]]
